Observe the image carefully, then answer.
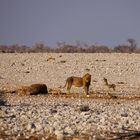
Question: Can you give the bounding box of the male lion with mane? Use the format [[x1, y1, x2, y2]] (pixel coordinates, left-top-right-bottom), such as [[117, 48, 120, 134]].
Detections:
[[62, 73, 91, 95], [8, 84, 48, 95]]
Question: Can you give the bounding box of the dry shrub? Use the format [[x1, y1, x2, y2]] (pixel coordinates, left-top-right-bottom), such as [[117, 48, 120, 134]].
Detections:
[[113, 45, 136, 53], [0, 39, 139, 53], [55, 45, 81, 53], [87, 45, 110, 53]]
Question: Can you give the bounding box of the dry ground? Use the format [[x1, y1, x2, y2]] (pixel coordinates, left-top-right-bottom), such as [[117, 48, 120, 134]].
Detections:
[[0, 53, 140, 140], [0, 53, 140, 96]]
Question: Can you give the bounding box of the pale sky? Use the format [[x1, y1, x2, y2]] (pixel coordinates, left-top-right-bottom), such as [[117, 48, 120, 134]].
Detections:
[[0, 0, 140, 47]]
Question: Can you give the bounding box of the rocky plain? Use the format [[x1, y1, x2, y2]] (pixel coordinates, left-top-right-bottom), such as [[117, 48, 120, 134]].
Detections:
[[0, 53, 140, 140]]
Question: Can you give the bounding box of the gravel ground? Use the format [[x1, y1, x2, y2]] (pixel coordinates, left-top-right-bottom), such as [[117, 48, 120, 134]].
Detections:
[[0, 53, 140, 139]]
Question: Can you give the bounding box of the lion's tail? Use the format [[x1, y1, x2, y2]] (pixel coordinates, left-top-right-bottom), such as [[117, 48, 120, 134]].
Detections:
[[59, 81, 67, 89]]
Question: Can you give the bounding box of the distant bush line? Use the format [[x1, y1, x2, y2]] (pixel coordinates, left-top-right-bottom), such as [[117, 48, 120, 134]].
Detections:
[[0, 39, 140, 53]]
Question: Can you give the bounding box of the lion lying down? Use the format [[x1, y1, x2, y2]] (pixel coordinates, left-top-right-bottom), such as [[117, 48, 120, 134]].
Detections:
[[9, 84, 48, 95]]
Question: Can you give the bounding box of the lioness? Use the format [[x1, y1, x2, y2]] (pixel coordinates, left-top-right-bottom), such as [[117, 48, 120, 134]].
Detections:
[[62, 73, 91, 95]]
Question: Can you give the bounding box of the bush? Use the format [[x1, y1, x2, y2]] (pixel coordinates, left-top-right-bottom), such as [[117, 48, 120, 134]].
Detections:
[[0, 40, 139, 53], [113, 45, 136, 53], [87, 45, 110, 53], [54, 44, 81, 53]]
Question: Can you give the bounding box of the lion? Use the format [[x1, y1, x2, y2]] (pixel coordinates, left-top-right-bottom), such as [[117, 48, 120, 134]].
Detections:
[[62, 73, 91, 95], [9, 84, 48, 95]]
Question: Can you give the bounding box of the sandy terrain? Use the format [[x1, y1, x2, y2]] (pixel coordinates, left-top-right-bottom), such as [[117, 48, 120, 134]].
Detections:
[[0, 53, 140, 94], [0, 53, 140, 139]]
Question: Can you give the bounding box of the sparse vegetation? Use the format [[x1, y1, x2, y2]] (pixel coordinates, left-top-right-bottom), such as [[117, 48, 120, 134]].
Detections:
[[0, 39, 139, 53]]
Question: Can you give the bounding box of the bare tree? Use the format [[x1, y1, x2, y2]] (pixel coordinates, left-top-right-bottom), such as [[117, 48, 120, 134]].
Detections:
[[127, 38, 137, 52]]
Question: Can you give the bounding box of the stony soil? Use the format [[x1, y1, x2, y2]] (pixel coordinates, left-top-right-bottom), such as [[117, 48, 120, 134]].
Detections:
[[0, 53, 140, 140]]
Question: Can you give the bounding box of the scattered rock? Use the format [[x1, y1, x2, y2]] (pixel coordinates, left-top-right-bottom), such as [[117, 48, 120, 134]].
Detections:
[[54, 130, 64, 140], [60, 60, 66, 63], [27, 122, 36, 131], [0, 53, 140, 139], [121, 113, 128, 117], [64, 126, 74, 135], [47, 56, 55, 62], [80, 105, 90, 112], [24, 71, 30, 73], [50, 108, 57, 114]]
